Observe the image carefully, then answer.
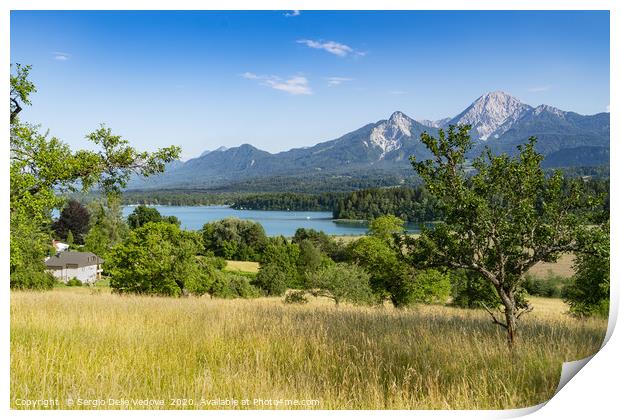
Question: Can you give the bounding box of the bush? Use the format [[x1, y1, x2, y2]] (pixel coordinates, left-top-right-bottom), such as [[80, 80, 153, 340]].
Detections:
[[307, 263, 374, 305], [10, 270, 56, 290], [564, 224, 610, 318], [66, 278, 83, 287], [107, 222, 205, 296], [523, 273, 570, 298], [253, 263, 288, 296], [283, 290, 309, 304], [210, 271, 260, 299], [201, 218, 268, 261]]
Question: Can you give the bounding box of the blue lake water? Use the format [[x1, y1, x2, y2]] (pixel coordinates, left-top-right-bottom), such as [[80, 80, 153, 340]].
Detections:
[[121, 205, 424, 237]]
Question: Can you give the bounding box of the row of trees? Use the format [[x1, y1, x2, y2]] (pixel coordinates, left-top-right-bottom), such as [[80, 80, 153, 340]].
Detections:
[[333, 187, 441, 222]]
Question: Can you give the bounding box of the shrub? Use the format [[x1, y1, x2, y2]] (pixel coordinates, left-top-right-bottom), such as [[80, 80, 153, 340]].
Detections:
[[260, 237, 301, 288], [210, 271, 260, 299], [10, 270, 56, 290], [283, 290, 309, 304], [523, 272, 570, 298], [66, 278, 83, 287], [307, 263, 374, 306], [564, 223, 610, 318], [253, 263, 288, 296]]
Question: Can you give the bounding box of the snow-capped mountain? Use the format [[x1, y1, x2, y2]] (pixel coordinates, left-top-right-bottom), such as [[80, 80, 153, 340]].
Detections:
[[447, 91, 532, 140], [128, 91, 609, 190]]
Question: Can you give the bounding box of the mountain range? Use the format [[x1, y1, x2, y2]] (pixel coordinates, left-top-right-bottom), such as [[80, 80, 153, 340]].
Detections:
[[129, 91, 609, 190]]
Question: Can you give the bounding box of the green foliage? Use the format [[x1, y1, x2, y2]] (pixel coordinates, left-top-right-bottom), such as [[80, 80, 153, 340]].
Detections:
[[450, 270, 500, 309], [209, 271, 261, 299], [260, 237, 301, 287], [127, 205, 180, 229], [409, 125, 600, 344], [107, 222, 206, 296], [368, 215, 405, 244], [292, 228, 347, 261], [201, 218, 268, 261], [334, 187, 440, 222], [9, 64, 180, 288], [346, 236, 401, 302], [232, 192, 338, 211], [522, 273, 570, 298], [10, 270, 55, 290], [253, 264, 289, 296], [564, 223, 610, 317], [84, 194, 129, 258], [307, 263, 374, 306], [409, 269, 452, 304], [283, 290, 309, 304], [66, 278, 83, 287]]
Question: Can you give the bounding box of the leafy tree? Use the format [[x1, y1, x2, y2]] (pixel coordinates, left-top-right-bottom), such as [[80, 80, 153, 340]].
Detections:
[[253, 263, 288, 296], [65, 230, 74, 246], [10, 64, 35, 123], [368, 215, 405, 243], [347, 235, 401, 302], [52, 199, 91, 244], [409, 125, 599, 347], [126, 205, 179, 229], [260, 236, 301, 287], [84, 194, 129, 257], [292, 228, 347, 261], [564, 223, 610, 317], [10, 64, 180, 288], [307, 263, 374, 306], [106, 222, 207, 296], [201, 218, 268, 261]]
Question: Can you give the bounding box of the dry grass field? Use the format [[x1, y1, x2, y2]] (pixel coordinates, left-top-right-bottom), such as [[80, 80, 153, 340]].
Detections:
[[11, 288, 606, 410], [225, 260, 260, 274]]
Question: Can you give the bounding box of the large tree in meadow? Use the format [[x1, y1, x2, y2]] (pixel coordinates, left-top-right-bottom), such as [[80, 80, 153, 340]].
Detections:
[[409, 125, 598, 347], [10, 63, 181, 286]]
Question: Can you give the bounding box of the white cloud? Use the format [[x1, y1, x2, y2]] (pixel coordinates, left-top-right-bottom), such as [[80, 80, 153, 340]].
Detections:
[[528, 85, 552, 92], [297, 39, 364, 57], [53, 52, 71, 61], [325, 77, 353, 87], [284, 10, 301, 17], [242, 72, 312, 95], [606, 104, 610, 112]]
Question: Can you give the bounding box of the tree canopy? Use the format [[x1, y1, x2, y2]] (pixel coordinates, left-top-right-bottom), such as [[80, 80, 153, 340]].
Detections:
[[409, 125, 600, 346]]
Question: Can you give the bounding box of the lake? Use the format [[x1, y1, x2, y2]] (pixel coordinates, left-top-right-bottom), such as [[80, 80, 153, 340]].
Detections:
[[122, 205, 424, 237]]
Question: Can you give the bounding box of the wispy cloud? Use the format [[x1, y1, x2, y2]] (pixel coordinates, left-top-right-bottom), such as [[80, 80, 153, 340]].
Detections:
[[297, 39, 364, 57], [325, 77, 353, 87], [242, 72, 312, 95], [284, 10, 301, 17], [528, 85, 552, 92], [52, 51, 71, 61], [388, 90, 406, 95]]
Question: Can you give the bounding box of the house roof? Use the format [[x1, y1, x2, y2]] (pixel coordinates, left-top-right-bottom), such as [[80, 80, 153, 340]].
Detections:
[[45, 251, 104, 268]]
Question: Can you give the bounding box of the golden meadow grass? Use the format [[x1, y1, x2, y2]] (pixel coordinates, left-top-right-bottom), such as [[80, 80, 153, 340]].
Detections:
[[11, 289, 606, 410]]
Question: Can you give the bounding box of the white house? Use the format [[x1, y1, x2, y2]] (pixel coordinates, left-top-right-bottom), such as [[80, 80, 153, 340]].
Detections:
[[45, 251, 104, 284]]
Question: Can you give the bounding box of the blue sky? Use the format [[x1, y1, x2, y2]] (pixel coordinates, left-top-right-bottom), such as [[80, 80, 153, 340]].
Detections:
[[10, 10, 610, 159]]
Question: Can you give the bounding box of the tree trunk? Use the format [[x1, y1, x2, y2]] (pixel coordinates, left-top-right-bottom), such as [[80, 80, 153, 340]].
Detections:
[[497, 287, 518, 349], [504, 305, 517, 349]]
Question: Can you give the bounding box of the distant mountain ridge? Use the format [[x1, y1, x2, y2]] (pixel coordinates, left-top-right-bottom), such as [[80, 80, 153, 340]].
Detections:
[[129, 91, 609, 190]]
